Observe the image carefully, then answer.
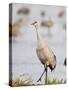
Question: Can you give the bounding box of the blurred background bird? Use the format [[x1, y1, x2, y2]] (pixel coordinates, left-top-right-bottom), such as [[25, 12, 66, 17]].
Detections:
[[17, 7, 30, 15], [58, 10, 65, 18], [41, 17, 54, 37], [9, 19, 23, 37]]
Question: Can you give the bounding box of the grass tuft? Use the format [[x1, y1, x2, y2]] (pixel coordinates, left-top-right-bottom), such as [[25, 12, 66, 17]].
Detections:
[[45, 78, 66, 85]]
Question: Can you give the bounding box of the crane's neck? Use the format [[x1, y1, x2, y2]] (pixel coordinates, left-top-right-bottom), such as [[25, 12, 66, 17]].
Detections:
[[35, 28, 46, 49]]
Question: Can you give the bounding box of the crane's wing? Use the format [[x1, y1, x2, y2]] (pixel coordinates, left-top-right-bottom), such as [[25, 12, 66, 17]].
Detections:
[[36, 46, 56, 66]]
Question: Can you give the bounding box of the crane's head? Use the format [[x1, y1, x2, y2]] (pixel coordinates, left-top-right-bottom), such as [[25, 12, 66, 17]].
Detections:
[[31, 21, 38, 30]]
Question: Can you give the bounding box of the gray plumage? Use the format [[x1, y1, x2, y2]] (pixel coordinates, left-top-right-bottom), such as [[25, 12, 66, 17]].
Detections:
[[31, 21, 56, 83]]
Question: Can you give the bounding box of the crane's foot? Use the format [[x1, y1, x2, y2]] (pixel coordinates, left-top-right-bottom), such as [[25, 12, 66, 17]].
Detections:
[[37, 78, 41, 82]]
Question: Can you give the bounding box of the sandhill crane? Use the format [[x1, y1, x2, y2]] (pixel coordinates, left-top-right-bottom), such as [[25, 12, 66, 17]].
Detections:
[[58, 10, 65, 18], [58, 10, 66, 30], [9, 19, 23, 37], [17, 7, 30, 27], [31, 21, 56, 84], [17, 7, 30, 15], [41, 11, 45, 18], [41, 17, 54, 37]]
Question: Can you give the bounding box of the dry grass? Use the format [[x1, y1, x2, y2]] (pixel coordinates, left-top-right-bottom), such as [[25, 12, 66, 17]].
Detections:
[[9, 78, 66, 86], [9, 74, 34, 87], [9, 78, 33, 87]]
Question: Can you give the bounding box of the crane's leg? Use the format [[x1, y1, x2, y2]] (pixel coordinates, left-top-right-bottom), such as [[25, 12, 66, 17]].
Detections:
[[37, 65, 46, 82], [45, 65, 48, 84]]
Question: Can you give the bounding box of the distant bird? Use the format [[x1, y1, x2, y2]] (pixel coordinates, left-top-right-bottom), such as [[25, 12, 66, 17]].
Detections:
[[41, 11, 45, 17], [17, 7, 30, 15], [41, 17, 54, 36], [9, 19, 23, 37], [58, 10, 65, 18], [31, 21, 56, 84], [17, 7, 30, 27], [58, 10, 66, 31], [64, 58, 66, 66]]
